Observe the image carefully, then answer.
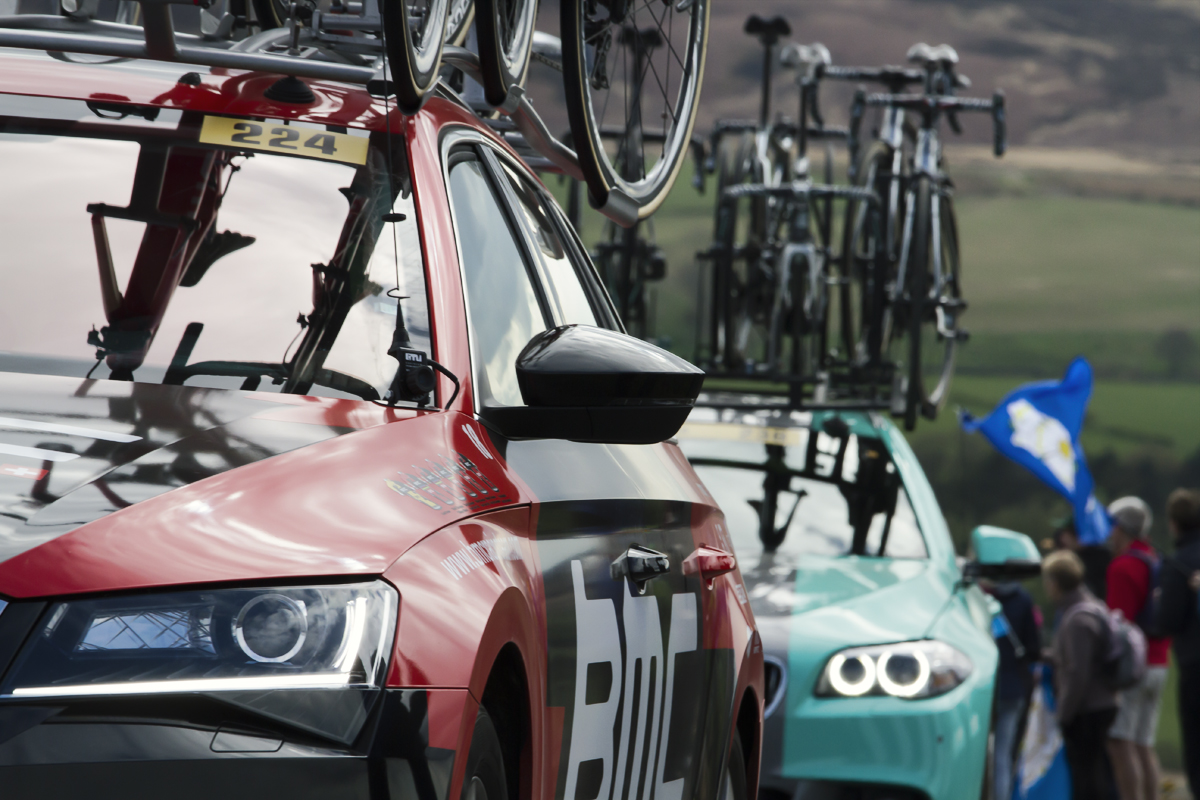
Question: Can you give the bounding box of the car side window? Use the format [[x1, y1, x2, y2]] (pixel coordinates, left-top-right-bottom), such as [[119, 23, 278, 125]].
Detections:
[[495, 162, 600, 327], [447, 152, 548, 407]]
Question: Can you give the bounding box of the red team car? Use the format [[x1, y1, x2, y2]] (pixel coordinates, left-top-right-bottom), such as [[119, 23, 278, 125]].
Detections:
[[0, 40, 762, 800]]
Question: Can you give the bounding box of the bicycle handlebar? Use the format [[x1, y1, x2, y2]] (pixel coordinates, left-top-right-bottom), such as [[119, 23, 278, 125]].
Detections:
[[862, 90, 1007, 157], [821, 64, 924, 88]]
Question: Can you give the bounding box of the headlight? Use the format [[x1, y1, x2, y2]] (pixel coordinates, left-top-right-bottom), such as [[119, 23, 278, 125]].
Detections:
[[815, 640, 972, 700], [1, 581, 397, 742]]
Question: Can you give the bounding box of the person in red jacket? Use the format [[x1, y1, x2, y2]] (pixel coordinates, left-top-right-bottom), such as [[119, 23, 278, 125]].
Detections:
[[1105, 496, 1171, 800]]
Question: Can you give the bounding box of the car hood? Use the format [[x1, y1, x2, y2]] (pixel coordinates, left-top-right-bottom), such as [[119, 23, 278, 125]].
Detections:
[[0, 372, 526, 598], [743, 551, 953, 660]]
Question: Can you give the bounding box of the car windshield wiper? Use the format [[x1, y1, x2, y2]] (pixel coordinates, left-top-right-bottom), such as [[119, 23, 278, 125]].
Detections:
[[161, 322, 381, 401]]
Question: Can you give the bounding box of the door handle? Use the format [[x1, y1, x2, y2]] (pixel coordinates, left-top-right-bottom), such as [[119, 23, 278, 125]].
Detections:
[[611, 544, 670, 595], [683, 545, 737, 588]]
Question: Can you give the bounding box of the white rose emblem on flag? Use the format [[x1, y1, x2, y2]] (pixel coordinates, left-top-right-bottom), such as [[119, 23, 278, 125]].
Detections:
[[1006, 398, 1076, 492]]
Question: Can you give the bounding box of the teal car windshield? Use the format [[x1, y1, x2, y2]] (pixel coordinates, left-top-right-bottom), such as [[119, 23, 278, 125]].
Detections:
[[678, 422, 928, 564]]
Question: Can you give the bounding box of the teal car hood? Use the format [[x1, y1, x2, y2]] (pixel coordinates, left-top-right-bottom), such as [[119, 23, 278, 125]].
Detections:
[[745, 554, 953, 662]]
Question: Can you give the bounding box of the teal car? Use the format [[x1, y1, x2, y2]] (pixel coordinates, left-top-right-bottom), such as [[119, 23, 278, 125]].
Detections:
[[678, 402, 1041, 800]]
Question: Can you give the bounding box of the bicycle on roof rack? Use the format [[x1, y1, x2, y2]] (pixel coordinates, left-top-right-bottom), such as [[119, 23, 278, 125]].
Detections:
[[693, 31, 1006, 430], [840, 42, 1006, 429], [556, 24, 708, 341], [696, 15, 883, 408], [0, 0, 709, 226], [583, 129, 707, 341]]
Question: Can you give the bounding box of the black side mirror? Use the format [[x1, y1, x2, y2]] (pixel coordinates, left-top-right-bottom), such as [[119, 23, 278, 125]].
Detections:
[[480, 325, 704, 444]]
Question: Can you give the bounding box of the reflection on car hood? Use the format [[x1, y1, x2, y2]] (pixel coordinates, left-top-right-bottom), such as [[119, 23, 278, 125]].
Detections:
[[0, 372, 320, 561], [743, 552, 951, 653], [0, 372, 519, 599]]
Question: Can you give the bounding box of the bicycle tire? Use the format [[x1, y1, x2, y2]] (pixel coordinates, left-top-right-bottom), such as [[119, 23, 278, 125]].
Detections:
[[250, 0, 286, 28], [560, 0, 710, 220], [920, 186, 961, 414], [839, 140, 893, 364], [773, 245, 824, 379], [714, 135, 773, 371], [709, 132, 745, 368], [902, 175, 960, 429], [475, 0, 537, 107], [593, 219, 648, 337], [381, 0, 451, 115], [445, 0, 474, 46]]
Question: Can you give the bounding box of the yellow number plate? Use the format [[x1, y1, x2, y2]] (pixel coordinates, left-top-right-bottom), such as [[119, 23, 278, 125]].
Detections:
[[198, 115, 368, 166]]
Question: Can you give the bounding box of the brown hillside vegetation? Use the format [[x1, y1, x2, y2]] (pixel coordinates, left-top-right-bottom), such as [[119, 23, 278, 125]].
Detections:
[[699, 0, 1200, 162]]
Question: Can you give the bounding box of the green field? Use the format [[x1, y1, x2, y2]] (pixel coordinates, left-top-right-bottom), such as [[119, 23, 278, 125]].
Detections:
[[956, 196, 1200, 333]]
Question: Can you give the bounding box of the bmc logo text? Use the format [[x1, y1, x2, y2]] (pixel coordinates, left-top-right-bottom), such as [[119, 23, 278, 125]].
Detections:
[[564, 560, 697, 800]]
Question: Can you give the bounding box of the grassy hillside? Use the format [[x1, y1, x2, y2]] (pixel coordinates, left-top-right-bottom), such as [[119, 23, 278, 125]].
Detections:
[[554, 161, 1200, 381], [956, 195, 1200, 333]]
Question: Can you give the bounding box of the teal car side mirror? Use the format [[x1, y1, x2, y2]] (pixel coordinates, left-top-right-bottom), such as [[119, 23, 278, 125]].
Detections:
[[964, 525, 1042, 581]]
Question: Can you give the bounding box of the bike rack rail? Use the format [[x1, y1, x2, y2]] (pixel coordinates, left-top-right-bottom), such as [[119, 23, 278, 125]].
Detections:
[[0, 7, 608, 215]]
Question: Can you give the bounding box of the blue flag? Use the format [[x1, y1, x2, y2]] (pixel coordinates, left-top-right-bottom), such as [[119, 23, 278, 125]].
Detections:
[[1014, 666, 1072, 799], [960, 358, 1111, 545]]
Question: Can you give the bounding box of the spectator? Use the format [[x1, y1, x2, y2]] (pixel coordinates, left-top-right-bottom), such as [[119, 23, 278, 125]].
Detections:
[[1053, 517, 1112, 599], [1105, 497, 1170, 800], [1043, 549, 1118, 800], [983, 578, 1041, 800], [1156, 488, 1200, 794]]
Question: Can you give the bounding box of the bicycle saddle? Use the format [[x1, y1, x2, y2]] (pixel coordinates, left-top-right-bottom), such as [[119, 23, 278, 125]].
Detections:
[[779, 42, 831, 70], [907, 42, 959, 66], [744, 14, 791, 46]]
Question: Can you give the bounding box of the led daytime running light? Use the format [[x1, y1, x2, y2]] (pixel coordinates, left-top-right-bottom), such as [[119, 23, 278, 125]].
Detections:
[[11, 672, 352, 698]]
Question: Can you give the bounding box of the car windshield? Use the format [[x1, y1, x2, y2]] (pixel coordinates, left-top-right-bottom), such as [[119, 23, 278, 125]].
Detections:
[[678, 420, 928, 566], [0, 93, 429, 402]]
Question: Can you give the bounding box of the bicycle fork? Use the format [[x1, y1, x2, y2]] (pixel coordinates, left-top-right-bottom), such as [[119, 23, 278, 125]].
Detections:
[[767, 240, 825, 374]]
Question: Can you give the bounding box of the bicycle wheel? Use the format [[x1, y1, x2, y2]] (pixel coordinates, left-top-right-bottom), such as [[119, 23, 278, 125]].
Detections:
[[381, 0, 451, 115], [711, 132, 754, 235], [917, 185, 962, 414], [840, 140, 894, 365], [476, 0, 537, 107], [446, 0, 475, 46], [249, 0, 286, 29], [560, 0, 710, 220], [898, 175, 960, 429], [773, 245, 824, 379], [713, 137, 773, 371]]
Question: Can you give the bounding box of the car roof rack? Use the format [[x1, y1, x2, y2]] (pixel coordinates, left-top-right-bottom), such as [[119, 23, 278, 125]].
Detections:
[[0, 4, 586, 183], [691, 362, 898, 414]]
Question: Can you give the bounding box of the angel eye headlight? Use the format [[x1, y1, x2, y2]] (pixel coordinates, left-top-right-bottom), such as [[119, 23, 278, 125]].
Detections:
[[876, 650, 930, 698], [827, 653, 875, 697], [234, 594, 308, 663], [1, 581, 397, 743], [816, 640, 971, 700]]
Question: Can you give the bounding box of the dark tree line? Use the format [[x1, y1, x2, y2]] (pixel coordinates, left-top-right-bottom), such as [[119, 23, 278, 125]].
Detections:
[[913, 431, 1200, 555]]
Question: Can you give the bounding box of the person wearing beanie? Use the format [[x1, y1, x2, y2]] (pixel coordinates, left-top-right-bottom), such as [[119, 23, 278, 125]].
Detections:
[[1105, 496, 1170, 800]]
